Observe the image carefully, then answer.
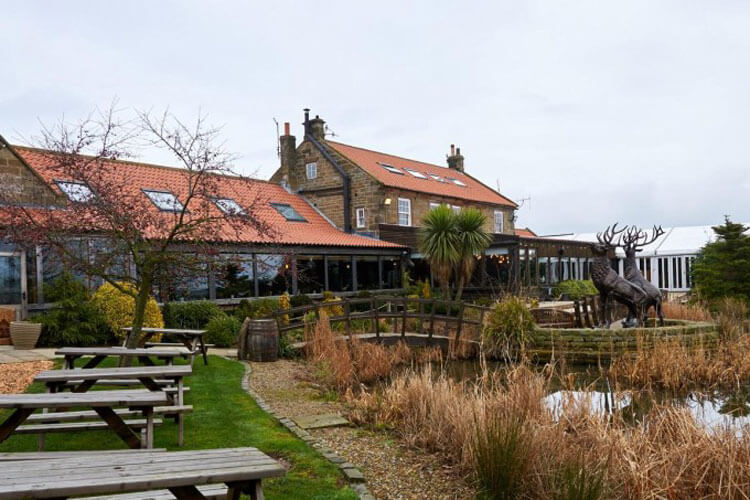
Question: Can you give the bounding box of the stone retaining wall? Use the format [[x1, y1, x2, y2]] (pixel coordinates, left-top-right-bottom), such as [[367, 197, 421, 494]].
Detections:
[[527, 320, 718, 364]]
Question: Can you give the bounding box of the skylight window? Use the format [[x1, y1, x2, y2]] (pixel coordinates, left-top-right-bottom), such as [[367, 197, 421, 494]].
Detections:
[[270, 202, 307, 222], [378, 162, 404, 175], [429, 174, 447, 182], [404, 168, 428, 179], [143, 190, 184, 212], [56, 181, 95, 203], [445, 177, 467, 187], [214, 198, 246, 215]]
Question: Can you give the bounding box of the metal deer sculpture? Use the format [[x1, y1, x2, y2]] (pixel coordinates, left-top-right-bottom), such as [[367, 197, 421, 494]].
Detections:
[[589, 224, 649, 328], [621, 225, 665, 326]]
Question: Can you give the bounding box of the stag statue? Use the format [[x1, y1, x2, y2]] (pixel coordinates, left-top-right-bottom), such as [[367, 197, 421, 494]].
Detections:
[[590, 224, 649, 328], [621, 225, 665, 326]]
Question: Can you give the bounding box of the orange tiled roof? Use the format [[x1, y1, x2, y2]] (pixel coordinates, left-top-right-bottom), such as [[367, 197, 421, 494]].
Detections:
[[325, 141, 517, 207], [12, 146, 402, 249], [515, 227, 537, 238]]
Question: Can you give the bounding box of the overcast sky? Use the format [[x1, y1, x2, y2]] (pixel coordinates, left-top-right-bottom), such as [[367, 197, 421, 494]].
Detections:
[[2, 1, 749, 234]]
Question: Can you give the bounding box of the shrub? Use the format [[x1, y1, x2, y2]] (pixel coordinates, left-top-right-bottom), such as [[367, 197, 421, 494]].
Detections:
[[321, 291, 344, 318], [91, 282, 163, 339], [204, 313, 241, 347], [483, 296, 535, 358], [554, 280, 597, 300], [35, 272, 111, 347], [162, 300, 223, 329], [290, 293, 313, 308], [472, 413, 531, 500], [235, 298, 280, 320]]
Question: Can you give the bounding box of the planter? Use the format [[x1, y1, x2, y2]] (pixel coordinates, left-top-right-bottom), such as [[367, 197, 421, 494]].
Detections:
[[10, 321, 42, 350]]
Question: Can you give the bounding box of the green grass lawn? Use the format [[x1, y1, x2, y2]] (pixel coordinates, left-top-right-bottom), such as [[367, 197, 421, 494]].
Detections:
[[0, 355, 358, 500]]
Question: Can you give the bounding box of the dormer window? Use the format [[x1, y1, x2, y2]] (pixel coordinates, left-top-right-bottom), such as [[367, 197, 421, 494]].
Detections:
[[378, 162, 404, 175], [56, 181, 95, 203], [143, 190, 184, 212], [404, 168, 427, 179], [270, 202, 307, 222], [214, 197, 246, 215]]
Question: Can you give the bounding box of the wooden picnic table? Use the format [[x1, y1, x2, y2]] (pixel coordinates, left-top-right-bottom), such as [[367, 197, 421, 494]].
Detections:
[[123, 327, 209, 365], [56, 347, 192, 369], [35, 365, 192, 446], [0, 447, 285, 500], [0, 390, 167, 450]]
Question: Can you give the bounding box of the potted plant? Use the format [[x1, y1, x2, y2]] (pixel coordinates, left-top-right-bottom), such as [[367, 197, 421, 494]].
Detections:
[[10, 321, 42, 350]]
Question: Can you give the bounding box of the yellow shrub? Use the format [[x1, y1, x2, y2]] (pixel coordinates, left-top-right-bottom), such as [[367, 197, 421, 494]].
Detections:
[[422, 281, 431, 299], [92, 282, 164, 339], [279, 292, 291, 326]]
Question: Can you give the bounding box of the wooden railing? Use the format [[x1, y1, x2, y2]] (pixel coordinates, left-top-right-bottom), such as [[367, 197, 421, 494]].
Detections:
[[271, 296, 491, 345]]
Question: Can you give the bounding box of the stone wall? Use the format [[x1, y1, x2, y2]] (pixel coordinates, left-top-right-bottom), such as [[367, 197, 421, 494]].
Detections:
[[527, 320, 718, 364], [0, 146, 60, 206]]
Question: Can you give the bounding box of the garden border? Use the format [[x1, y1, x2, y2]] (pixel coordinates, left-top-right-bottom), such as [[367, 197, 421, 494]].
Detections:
[[237, 359, 376, 500]]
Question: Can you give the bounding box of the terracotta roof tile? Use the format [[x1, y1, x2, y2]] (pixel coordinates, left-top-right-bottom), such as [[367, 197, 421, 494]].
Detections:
[[515, 227, 537, 238], [325, 141, 517, 207], [13, 146, 402, 249]]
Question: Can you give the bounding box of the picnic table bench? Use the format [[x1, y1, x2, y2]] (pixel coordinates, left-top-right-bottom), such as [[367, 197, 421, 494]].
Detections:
[[0, 449, 165, 461], [123, 327, 209, 365], [35, 365, 193, 446], [56, 347, 192, 370], [0, 390, 168, 450], [0, 447, 285, 500]]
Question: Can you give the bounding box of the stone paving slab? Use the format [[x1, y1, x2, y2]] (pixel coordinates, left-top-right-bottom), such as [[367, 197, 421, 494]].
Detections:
[[0, 346, 57, 364], [293, 413, 350, 430]]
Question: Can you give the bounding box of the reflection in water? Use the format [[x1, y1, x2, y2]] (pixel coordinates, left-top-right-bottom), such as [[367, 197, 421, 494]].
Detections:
[[438, 360, 750, 434]]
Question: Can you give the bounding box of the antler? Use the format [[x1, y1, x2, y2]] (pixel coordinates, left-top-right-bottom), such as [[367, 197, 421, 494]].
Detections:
[[636, 225, 664, 248], [621, 225, 640, 250], [596, 223, 625, 246]]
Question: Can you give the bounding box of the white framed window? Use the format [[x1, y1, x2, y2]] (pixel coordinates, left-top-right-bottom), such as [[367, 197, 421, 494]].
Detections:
[[56, 180, 95, 203], [143, 189, 184, 212], [355, 207, 366, 228], [451, 205, 461, 214], [306, 162, 317, 179], [494, 210, 504, 233], [429, 174, 446, 182], [270, 202, 307, 222], [397, 198, 411, 226], [214, 197, 246, 215], [378, 162, 404, 175], [429, 202, 440, 211]]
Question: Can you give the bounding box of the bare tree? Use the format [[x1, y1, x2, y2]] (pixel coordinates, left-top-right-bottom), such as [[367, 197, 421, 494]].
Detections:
[[0, 104, 272, 349]]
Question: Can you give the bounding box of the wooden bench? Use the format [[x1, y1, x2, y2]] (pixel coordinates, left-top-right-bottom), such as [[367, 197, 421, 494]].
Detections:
[[56, 347, 192, 369], [530, 307, 576, 328], [0, 449, 166, 461], [123, 327, 209, 366], [0, 447, 285, 500], [0, 390, 168, 450], [35, 366, 192, 446]]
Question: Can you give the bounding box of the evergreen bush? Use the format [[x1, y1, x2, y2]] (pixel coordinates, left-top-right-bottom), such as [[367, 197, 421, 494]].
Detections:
[[234, 298, 280, 320], [204, 313, 241, 347], [91, 282, 163, 339], [162, 300, 224, 329], [483, 296, 535, 358], [554, 280, 598, 300]]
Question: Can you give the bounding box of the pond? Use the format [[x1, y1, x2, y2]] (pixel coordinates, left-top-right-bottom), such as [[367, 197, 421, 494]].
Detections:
[[437, 359, 750, 434]]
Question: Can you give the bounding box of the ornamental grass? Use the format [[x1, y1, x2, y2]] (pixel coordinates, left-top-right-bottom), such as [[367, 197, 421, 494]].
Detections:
[[347, 361, 750, 499]]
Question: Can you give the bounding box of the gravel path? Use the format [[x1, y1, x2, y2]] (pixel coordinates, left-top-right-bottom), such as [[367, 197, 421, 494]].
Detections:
[[248, 360, 475, 500], [0, 360, 53, 393]]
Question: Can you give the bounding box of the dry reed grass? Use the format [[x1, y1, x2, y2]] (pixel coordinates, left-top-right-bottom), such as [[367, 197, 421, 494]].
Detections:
[[304, 311, 442, 390], [661, 301, 713, 322], [347, 362, 750, 499]]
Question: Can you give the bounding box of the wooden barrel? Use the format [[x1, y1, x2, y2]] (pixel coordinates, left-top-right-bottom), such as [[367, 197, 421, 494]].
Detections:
[[244, 319, 279, 362]]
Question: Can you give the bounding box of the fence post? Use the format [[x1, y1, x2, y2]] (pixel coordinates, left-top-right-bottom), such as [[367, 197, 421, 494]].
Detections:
[[344, 300, 351, 339], [455, 302, 465, 343], [374, 296, 380, 339], [418, 300, 424, 334], [401, 296, 407, 338]]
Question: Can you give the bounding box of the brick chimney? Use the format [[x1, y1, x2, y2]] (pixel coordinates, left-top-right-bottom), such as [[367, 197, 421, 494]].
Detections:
[[447, 144, 464, 172], [279, 122, 296, 187], [303, 108, 326, 141]]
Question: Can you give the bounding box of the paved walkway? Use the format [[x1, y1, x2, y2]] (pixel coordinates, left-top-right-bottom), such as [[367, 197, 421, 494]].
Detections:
[[0, 346, 57, 364]]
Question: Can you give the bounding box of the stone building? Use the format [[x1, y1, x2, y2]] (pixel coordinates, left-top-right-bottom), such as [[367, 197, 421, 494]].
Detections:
[[270, 110, 517, 241]]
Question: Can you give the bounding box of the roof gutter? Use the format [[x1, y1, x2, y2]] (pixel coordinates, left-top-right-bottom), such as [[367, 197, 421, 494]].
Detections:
[[304, 113, 352, 233]]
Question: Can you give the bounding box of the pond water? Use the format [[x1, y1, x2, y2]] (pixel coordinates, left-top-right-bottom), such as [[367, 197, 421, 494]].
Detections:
[[436, 360, 750, 434]]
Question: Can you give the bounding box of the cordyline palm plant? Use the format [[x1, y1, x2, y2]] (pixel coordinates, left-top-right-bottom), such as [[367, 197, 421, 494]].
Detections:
[[454, 208, 491, 301], [420, 205, 459, 300], [419, 205, 491, 301]]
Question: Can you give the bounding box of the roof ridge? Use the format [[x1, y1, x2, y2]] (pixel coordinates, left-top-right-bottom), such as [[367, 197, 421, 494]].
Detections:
[[325, 139, 458, 174], [12, 144, 273, 185]]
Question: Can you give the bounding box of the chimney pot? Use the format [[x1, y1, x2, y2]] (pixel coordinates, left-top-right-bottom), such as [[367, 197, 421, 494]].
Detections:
[[450, 144, 455, 155], [284, 122, 290, 136]]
